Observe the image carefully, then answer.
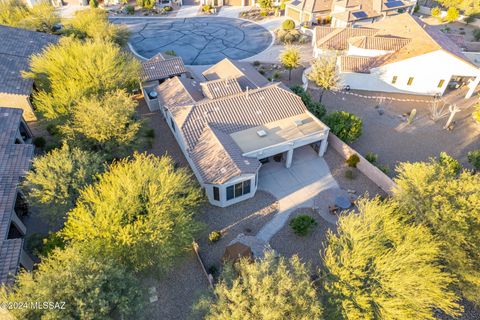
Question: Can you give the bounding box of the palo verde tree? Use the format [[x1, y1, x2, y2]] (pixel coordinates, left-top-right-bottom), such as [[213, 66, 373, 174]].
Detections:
[[62, 8, 130, 46], [436, 0, 479, 15], [23, 144, 104, 227], [307, 56, 340, 102], [0, 0, 59, 33], [280, 46, 301, 80], [1, 244, 144, 320], [322, 198, 461, 320], [394, 155, 480, 305], [61, 90, 143, 159], [24, 37, 140, 120], [62, 153, 203, 273], [203, 252, 323, 320]]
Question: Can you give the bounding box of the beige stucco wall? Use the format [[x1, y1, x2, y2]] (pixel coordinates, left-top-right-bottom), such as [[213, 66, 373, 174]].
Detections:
[[0, 93, 36, 121]]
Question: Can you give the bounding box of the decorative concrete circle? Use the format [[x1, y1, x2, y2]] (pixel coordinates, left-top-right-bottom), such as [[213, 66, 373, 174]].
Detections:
[[116, 17, 272, 65]]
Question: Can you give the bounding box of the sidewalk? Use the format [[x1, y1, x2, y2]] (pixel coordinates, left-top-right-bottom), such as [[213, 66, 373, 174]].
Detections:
[[175, 5, 199, 18]]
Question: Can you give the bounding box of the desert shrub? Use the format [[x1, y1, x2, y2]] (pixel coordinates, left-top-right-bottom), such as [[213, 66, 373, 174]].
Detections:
[[290, 85, 326, 119], [144, 128, 155, 138], [345, 169, 356, 180], [163, 5, 173, 11], [202, 4, 211, 12], [464, 15, 475, 24], [289, 215, 317, 236], [431, 7, 441, 17], [260, 10, 268, 16], [377, 164, 390, 175], [473, 29, 480, 41], [164, 49, 176, 55], [282, 19, 295, 30], [467, 150, 480, 171], [258, 0, 272, 8], [323, 111, 362, 143], [273, 71, 281, 80], [365, 152, 378, 163], [125, 5, 134, 14], [439, 152, 462, 175], [46, 123, 60, 136], [209, 231, 222, 243], [33, 136, 46, 149], [253, 60, 260, 66], [208, 265, 218, 276], [346, 154, 360, 168], [445, 7, 459, 22], [89, 0, 98, 8]]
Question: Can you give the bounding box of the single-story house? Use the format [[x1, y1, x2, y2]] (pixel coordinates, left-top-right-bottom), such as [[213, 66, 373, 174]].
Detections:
[[0, 107, 35, 287], [285, 0, 416, 26], [141, 53, 189, 112], [0, 25, 58, 121], [155, 58, 330, 207], [313, 13, 480, 98]]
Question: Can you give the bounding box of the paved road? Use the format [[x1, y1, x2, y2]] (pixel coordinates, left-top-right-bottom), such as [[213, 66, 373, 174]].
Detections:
[[111, 16, 273, 65]]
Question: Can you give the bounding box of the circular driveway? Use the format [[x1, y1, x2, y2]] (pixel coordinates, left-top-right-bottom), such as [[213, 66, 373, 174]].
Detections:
[[114, 17, 273, 65]]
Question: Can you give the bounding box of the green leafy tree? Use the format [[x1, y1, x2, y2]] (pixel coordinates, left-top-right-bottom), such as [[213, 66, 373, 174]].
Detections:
[[61, 90, 143, 159], [62, 153, 203, 273], [24, 37, 140, 120], [204, 252, 323, 320], [322, 198, 461, 320], [394, 157, 480, 305], [436, 0, 479, 15], [280, 46, 301, 80], [62, 8, 129, 45], [23, 144, 103, 226], [0, 0, 59, 33], [445, 7, 460, 22], [1, 245, 144, 320], [290, 85, 326, 119], [467, 149, 480, 171], [323, 111, 362, 143], [307, 56, 340, 102]]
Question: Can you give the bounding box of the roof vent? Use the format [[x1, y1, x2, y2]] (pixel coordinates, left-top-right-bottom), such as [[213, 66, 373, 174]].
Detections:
[[256, 130, 267, 137], [220, 167, 227, 174], [294, 119, 303, 126], [244, 160, 250, 165]]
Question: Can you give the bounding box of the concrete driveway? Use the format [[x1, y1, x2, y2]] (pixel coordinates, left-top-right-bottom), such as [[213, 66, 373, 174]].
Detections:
[[256, 146, 339, 242]]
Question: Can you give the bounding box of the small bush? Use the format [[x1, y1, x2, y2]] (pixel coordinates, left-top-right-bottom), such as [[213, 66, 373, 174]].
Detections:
[[163, 5, 173, 11], [464, 15, 475, 24], [377, 164, 390, 175], [164, 49, 176, 55], [289, 215, 317, 236], [46, 124, 60, 136], [473, 29, 480, 41], [260, 10, 268, 17], [273, 71, 281, 80], [365, 152, 378, 163], [209, 230, 221, 243], [208, 265, 218, 276], [253, 60, 261, 67], [282, 19, 295, 30], [345, 169, 356, 179], [125, 5, 135, 14], [431, 7, 441, 17], [290, 85, 326, 119], [33, 136, 46, 149], [346, 154, 360, 168], [467, 150, 480, 171], [144, 128, 155, 138], [323, 111, 363, 143], [202, 4, 211, 12]]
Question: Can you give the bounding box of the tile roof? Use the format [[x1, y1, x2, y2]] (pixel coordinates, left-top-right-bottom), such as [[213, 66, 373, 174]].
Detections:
[[156, 77, 203, 119], [0, 238, 23, 287], [0, 107, 33, 286], [202, 58, 269, 90], [159, 59, 321, 184], [0, 25, 58, 96], [315, 27, 377, 50], [339, 55, 379, 73], [287, 0, 333, 13], [348, 36, 410, 51], [200, 78, 243, 99], [140, 53, 187, 82]]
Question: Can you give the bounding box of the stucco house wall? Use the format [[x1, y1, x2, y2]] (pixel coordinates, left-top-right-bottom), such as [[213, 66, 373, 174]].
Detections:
[[0, 93, 36, 121]]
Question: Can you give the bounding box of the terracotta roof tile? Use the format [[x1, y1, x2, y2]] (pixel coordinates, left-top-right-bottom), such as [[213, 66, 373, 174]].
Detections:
[[200, 78, 243, 99], [140, 53, 187, 82]]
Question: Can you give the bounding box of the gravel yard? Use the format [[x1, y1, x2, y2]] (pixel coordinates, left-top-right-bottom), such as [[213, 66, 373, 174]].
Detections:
[[270, 208, 332, 271], [323, 148, 387, 198], [142, 250, 210, 320], [196, 191, 278, 277]]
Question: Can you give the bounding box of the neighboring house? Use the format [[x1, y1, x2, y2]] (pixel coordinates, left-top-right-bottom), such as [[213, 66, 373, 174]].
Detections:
[[0, 107, 35, 287], [0, 25, 58, 121], [156, 58, 330, 207], [285, 0, 416, 26], [141, 53, 188, 112], [312, 13, 480, 98]]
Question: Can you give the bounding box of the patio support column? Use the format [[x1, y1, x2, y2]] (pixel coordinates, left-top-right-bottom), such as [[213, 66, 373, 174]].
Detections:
[[318, 138, 328, 157], [465, 75, 480, 99], [285, 148, 294, 168]]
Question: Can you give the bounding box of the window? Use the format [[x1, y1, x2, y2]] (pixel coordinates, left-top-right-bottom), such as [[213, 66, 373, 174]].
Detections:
[[407, 77, 414, 86], [226, 180, 251, 201], [391, 76, 398, 84], [213, 187, 220, 201], [170, 118, 176, 132], [438, 79, 445, 88], [226, 186, 234, 201]]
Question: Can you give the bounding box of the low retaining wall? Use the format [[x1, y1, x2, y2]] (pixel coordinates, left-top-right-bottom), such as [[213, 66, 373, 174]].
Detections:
[[327, 134, 397, 195]]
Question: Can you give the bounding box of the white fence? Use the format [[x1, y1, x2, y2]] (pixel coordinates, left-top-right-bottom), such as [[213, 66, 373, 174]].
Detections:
[[328, 134, 397, 195]]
